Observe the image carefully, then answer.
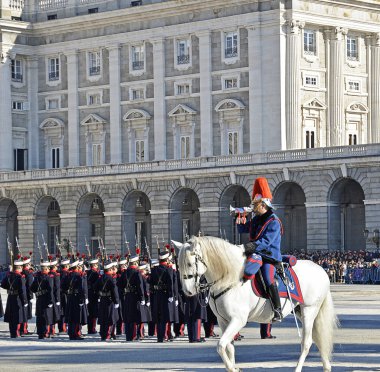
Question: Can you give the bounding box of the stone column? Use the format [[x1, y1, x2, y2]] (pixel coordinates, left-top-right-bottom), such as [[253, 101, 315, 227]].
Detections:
[[66, 51, 80, 166], [305, 203, 329, 252], [104, 211, 123, 253], [108, 45, 122, 164], [0, 52, 13, 170], [248, 26, 263, 153], [59, 213, 77, 248], [150, 209, 170, 258], [152, 38, 166, 161], [27, 56, 39, 169], [371, 33, 380, 143], [197, 31, 213, 157], [199, 207, 220, 237], [286, 20, 304, 150], [17, 215, 36, 262], [329, 27, 347, 146]]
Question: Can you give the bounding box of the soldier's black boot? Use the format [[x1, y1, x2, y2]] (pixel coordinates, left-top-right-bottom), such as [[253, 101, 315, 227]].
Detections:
[[268, 284, 283, 322]]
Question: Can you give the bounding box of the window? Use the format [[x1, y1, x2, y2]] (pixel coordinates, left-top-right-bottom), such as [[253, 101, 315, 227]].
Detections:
[[48, 225, 60, 254], [11, 16, 22, 21], [228, 132, 238, 155], [348, 80, 360, 92], [176, 83, 190, 96], [47, 14, 57, 20], [224, 32, 238, 58], [180, 136, 190, 159], [305, 130, 315, 148], [223, 77, 238, 90], [304, 30, 316, 55], [131, 88, 144, 100], [88, 93, 101, 106], [131, 45, 144, 70], [348, 134, 357, 145], [51, 148, 60, 168], [11, 59, 23, 82], [92, 144, 102, 166], [88, 8, 98, 13], [347, 37, 358, 60], [305, 76, 317, 87], [12, 101, 24, 111], [88, 51, 101, 76], [14, 148, 28, 171], [131, 0, 142, 6], [177, 39, 190, 65], [47, 98, 59, 110], [48, 57, 60, 81], [135, 140, 145, 162]]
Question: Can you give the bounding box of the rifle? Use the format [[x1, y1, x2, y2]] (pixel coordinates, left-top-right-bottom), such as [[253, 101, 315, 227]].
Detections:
[[124, 233, 131, 259], [85, 237, 91, 257], [144, 237, 151, 269], [42, 234, 49, 258], [98, 236, 107, 267], [7, 235, 14, 271], [37, 237, 43, 264], [15, 236, 21, 256], [113, 238, 120, 258], [155, 235, 160, 259], [55, 235, 62, 257]]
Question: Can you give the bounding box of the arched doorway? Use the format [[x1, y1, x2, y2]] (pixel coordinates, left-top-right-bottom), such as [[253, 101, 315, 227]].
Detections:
[[273, 182, 306, 252], [170, 188, 200, 242], [35, 197, 61, 256], [77, 194, 105, 256], [220, 185, 251, 244], [328, 178, 365, 251], [122, 191, 151, 256], [0, 199, 18, 265]]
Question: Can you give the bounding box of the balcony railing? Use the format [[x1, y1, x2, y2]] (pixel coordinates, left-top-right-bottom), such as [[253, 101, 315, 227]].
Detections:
[[48, 72, 60, 81], [225, 47, 238, 58], [89, 66, 101, 75], [177, 54, 190, 65], [132, 60, 144, 70], [0, 144, 378, 183]]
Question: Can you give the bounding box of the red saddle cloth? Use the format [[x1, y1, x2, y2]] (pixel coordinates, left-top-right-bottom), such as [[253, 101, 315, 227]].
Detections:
[[250, 266, 304, 304]]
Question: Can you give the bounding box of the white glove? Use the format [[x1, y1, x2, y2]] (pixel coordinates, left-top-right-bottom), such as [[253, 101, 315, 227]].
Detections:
[[85, 299, 89, 305], [146, 302, 150, 307], [56, 302, 60, 306], [205, 297, 209, 304], [175, 300, 178, 306], [168, 297, 174, 303], [140, 300, 146, 306], [79, 303, 84, 307], [48, 304, 53, 308], [115, 304, 119, 309], [24, 303, 29, 307], [30, 299, 35, 304]]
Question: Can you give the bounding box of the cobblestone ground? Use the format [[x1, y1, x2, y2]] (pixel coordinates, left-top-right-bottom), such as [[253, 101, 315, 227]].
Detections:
[[0, 284, 379, 372]]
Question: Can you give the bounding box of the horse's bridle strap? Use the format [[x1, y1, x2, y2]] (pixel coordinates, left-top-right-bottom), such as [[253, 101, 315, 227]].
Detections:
[[211, 285, 233, 301]]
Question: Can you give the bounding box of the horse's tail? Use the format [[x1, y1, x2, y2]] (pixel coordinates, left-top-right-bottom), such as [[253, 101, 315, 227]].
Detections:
[[312, 289, 339, 363]]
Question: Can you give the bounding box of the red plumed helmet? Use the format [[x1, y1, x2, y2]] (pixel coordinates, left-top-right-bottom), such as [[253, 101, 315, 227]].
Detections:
[[76, 252, 80, 257], [170, 247, 175, 253], [17, 254, 21, 259], [29, 251, 33, 256], [82, 254, 86, 259], [109, 255, 113, 260], [48, 255, 52, 260], [116, 255, 120, 260], [136, 247, 140, 255], [252, 177, 275, 209], [165, 244, 170, 250], [23, 256, 28, 260], [67, 253, 72, 258], [125, 253, 129, 258]]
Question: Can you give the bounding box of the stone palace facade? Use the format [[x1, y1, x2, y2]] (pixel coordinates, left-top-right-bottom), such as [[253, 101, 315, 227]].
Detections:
[[0, 0, 380, 264]]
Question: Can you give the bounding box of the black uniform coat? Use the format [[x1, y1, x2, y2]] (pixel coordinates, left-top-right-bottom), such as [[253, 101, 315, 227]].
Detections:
[[185, 277, 208, 322], [59, 268, 70, 320], [61, 270, 88, 325], [86, 269, 100, 318], [140, 273, 152, 323], [118, 266, 145, 323], [50, 270, 61, 323], [149, 263, 175, 323], [30, 272, 55, 324], [1, 271, 28, 324], [94, 272, 119, 326], [23, 268, 34, 320]]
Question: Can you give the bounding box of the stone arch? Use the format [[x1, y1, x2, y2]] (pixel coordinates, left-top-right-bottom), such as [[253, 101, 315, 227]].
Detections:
[[328, 178, 365, 251], [77, 193, 105, 256], [122, 190, 152, 254], [35, 196, 61, 255], [0, 198, 18, 265], [273, 182, 307, 252], [219, 184, 251, 244], [170, 188, 200, 242]]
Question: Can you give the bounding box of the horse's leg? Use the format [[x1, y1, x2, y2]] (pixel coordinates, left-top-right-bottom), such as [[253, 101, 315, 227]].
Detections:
[[218, 318, 236, 367], [295, 305, 319, 372], [217, 317, 245, 372]]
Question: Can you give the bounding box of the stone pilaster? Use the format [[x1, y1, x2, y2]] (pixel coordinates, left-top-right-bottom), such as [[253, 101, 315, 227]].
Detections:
[[329, 27, 347, 146], [199, 207, 220, 237], [27, 56, 39, 169], [152, 38, 166, 161], [59, 213, 77, 249], [371, 33, 380, 143], [286, 20, 304, 149], [0, 53, 13, 171], [150, 209, 170, 258], [108, 45, 122, 164], [305, 203, 329, 251], [66, 51, 80, 166], [197, 31, 213, 157], [104, 211, 123, 254], [17, 215, 36, 263]]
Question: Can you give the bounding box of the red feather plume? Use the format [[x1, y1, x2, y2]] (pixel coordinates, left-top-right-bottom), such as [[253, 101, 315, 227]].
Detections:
[[48, 255, 52, 260], [29, 251, 33, 256], [109, 255, 114, 260], [171, 247, 175, 253], [82, 254, 86, 259], [67, 253, 71, 258], [136, 247, 141, 255], [17, 254, 21, 259], [165, 244, 170, 250]]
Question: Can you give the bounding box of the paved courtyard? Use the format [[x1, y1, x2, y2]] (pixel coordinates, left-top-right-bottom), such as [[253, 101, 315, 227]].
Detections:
[[0, 284, 379, 372]]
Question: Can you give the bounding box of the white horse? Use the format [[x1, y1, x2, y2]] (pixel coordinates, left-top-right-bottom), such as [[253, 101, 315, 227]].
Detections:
[[174, 236, 338, 372]]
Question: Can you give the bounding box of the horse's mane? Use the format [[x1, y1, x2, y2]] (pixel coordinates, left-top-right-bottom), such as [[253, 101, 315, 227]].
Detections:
[[180, 236, 245, 292]]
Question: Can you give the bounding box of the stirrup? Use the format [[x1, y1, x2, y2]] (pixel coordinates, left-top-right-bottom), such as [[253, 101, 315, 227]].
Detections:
[[272, 309, 283, 323]]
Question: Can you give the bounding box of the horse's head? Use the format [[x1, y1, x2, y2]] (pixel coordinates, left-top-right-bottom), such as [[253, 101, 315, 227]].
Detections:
[[173, 238, 207, 296]]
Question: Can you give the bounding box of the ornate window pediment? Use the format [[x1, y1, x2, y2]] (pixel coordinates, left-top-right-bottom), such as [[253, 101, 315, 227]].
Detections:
[[123, 109, 151, 121], [40, 118, 65, 130], [215, 98, 245, 112], [168, 104, 196, 117], [346, 102, 368, 114], [302, 98, 326, 110], [81, 113, 107, 126]]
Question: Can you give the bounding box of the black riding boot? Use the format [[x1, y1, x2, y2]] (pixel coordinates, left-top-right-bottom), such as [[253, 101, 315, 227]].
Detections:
[[268, 283, 283, 322]]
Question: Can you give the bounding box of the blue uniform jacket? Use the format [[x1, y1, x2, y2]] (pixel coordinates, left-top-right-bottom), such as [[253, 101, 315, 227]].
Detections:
[[238, 210, 282, 262]]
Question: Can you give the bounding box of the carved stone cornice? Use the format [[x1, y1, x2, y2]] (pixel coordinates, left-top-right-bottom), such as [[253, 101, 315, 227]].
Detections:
[[289, 20, 305, 35]]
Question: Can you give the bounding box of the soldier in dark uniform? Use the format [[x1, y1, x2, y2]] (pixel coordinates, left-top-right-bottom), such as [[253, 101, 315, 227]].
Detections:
[[149, 251, 174, 343], [0, 258, 28, 338], [204, 301, 218, 338], [260, 323, 276, 339], [86, 257, 100, 334], [116, 256, 128, 335], [61, 259, 89, 340], [58, 255, 71, 333], [147, 259, 159, 337], [21, 254, 34, 335], [94, 260, 119, 341], [137, 263, 152, 340], [118, 255, 145, 341], [30, 259, 55, 339], [49, 258, 61, 336]]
